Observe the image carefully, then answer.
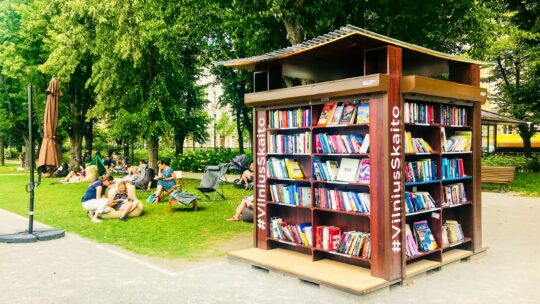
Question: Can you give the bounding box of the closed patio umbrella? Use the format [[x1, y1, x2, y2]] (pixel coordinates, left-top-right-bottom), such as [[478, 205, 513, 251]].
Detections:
[[37, 78, 62, 169]]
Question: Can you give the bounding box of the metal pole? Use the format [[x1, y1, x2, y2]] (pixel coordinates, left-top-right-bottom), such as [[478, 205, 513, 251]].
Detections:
[[27, 84, 34, 234]]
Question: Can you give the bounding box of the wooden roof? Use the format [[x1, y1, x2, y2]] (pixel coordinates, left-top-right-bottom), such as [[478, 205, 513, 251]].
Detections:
[[481, 110, 527, 125], [218, 25, 488, 70]]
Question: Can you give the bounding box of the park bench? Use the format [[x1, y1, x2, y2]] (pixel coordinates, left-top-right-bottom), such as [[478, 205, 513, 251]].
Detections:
[[481, 166, 516, 192]]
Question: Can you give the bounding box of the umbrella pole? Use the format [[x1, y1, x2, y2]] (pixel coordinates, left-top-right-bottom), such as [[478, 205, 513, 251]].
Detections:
[[27, 84, 35, 234]]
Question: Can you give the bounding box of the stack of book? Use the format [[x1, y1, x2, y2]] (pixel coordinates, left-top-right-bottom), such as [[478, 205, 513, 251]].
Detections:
[[270, 217, 312, 246], [314, 158, 370, 182], [441, 105, 468, 126], [441, 128, 471, 152], [269, 184, 312, 206], [442, 183, 468, 206], [412, 220, 438, 252], [315, 133, 369, 154], [267, 158, 304, 179], [405, 225, 419, 258], [404, 102, 435, 124], [335, 231, 371, 258], [405, 159, 437, 183], [442, 220, 464, 246], [315, 187, 370, 214], [404, 132, 434, 153], [269, 108, 311, 128], [405, 191, 438, 213], [268, 132, 311, 154], [317, 102, 369, 126], [441, 158, 466, 179], [315, 226, 341, 251]]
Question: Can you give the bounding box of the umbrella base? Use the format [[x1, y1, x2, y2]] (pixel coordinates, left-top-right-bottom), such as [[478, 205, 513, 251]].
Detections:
[[0, 229, 65, 243]]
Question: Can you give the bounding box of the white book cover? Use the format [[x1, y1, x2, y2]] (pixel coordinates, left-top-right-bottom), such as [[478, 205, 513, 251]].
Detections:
[[336, 158, 360, 182], [360, 134, 370, 153]]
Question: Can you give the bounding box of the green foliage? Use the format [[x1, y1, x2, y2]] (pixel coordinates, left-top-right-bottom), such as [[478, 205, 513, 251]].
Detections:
[[216, 113, 236, 138], [171, 148, 249, 172], [482, 154, 540, 173], [0, 175, 252, 258], [482, 172, 540, 196]]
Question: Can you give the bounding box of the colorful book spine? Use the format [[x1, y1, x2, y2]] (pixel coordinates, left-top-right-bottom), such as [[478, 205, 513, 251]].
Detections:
[[335, 231, 371, 258], [405, 225, 419, 258], [413, 220, 438, 252], [269, 184, 312, 206], [442, 220, 464, 246], [315, 187, 370, 214], [315, 226, 341, 251], [404, 132, 434, 153], [404, 101, 435, 124], [442, 183, 468, 206], [267, 158, 304, 179], [315, 133, 365, 154], [441, 158, 466, 179], [404, 191, 438, 213], [269, 108, 311, 128], [405, 159, 437, 182], [440, 105, 468, 126], [268, 132, 311, 154]]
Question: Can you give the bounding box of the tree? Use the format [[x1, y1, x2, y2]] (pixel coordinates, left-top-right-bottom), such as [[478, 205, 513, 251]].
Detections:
[[216, 112, 236, 143], [488, 0, 540, 157]]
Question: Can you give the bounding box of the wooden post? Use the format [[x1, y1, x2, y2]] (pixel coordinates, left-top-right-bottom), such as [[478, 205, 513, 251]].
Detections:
[[254, 109, 269, 249]]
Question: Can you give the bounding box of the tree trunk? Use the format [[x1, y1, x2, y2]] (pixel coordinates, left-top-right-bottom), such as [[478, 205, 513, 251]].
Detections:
[[68, 130, 83, 170], [0, 137, 4, 166], [174, 132, 186, 155], [123, 139, 130, 160], [518, 124, 534, 158], [56, 136, 63, 163], [242, 106, 253, 145], [147, 137, 159, 171], [84, 120, 93, 156], [235, 109, 244, 154]]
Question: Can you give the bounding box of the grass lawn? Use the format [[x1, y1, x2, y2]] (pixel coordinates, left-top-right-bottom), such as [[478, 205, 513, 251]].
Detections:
[[0, 163, 26, 174], [0, 174, 253, 259], [482, 172, 540, 197]]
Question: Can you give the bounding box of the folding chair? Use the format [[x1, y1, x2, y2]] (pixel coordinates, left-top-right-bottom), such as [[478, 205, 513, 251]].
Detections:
[[218, 163, 230, 183], [196, 165, 226, 200], [159, 171, 183, 201]]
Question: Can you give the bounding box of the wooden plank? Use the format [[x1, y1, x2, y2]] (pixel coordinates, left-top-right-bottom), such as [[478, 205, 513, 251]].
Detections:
[[229, 248, 393, 295], [245, 74, 389, 107], [401, 75, 487, 103], [441, 249, 473, 264], [405, 259, 441, 277]]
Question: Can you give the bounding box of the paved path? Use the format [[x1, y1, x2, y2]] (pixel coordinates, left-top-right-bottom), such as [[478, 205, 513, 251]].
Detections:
[[1, 192, 539, 303]]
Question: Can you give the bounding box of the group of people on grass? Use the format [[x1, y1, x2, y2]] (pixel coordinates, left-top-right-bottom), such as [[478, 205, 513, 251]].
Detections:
[[80, 159, 177, 223]]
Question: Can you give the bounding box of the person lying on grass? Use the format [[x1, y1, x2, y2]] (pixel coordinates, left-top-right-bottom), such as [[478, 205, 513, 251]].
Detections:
[[108, 181, 139, 221], [81, 174, 114, 223], [227, 195, 253, 221], [59, 165, 86, 183]]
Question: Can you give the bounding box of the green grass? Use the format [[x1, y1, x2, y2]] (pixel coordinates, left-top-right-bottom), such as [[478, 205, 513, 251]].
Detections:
[[482, 172, 540, 197], [0, 175, 253, 259], [0, 163, 27, 174]]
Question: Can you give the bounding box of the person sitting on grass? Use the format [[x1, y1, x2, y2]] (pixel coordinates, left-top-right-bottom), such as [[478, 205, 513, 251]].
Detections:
[[115, 166, 140, 185], [151, 160, 176, 203], [59, 165, 86, 183], [81, 174, 114, 223], [108, 181, 138, 221], [227, 195, 253, 221], [238, 162, 254, 190]]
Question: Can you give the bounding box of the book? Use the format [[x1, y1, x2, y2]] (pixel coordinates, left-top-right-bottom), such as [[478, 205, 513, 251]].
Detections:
[[404, 101, 435, 124], [444, 131, 472, 152], [442, 183, 467, 206], [339, 104, 356, 124], [285, 159, 304, 179], [272, 219, 312, 246], [405, 191, 437, 213], [405, 225, 419, 258], [356, 159, 370, 182], [442, 220, 464, 246], [269, 108, 311, 128], [335, 231, 371, 258], [315, 133, 364, 154], [316, 226, 341, 251], [269, 132, 311, 154], [269, 184, 312, 206], [404, 132, 434, 153], [330, 105, 344, 125], [441, 158, 466, 179], [405, 159, 437, 182], [317, 103, 337, 126], [336, 158, 360, 182], [356, 103, 369, 123], [413, 220, 438, 251], [315, 186, 370, 213], [441, 105, 468, 126], [359, 134, 370, 153]]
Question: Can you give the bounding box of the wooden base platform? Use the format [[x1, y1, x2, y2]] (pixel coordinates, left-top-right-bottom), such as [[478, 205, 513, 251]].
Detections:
[[228, 248, 398, 295], [405, 248, 478, 278]]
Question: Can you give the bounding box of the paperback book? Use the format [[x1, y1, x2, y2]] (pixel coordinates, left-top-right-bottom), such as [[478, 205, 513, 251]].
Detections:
[[269, 184, 312, 206], [405, 191, 437, 213], [404, 101, 435, 125], [270, 217, 312, 246], [441, 158, 466, 179], [267, 158, 304, 179], [315, 226, 341, 251], [441, 105, 468, 126], [412, 220, 438, 252], [335, 231, 371, 258], [404, 132, 434, 153], [315, 133, 369, 154], [269, 108, 311, 128], [315, 187, 370, 213], [269, 132, 311, 154], [442, 183, 468, 206], [442, 220, 464, 246], [405, 159, 437, 183]]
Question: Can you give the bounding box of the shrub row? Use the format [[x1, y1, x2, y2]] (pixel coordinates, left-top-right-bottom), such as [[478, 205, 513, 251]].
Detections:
[[171, 148, 252, 172], [482, 154, 540, 172]]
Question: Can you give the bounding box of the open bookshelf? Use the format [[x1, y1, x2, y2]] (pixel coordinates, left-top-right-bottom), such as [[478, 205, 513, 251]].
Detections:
[[222, 25, 486, 294]]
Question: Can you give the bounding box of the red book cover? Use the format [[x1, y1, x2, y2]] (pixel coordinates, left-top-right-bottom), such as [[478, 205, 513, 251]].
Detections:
[[329, 227, 342, 251], [317, 103, 336, 126], [458, 159, 465, 177], [336, 190, 344, 211], [316, 226, 324, 248]]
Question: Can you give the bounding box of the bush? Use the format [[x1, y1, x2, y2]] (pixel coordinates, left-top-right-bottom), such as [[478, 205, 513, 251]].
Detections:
[[482, 154, 540, 172], [171, 148, 251, 172]]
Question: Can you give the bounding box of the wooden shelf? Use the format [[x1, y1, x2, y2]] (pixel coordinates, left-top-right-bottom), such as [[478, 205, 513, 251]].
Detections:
[[267, 237, 311, 249], [313, 180, 370, 187], [404, 152, 439, 156], [406, 248, 440, 262], [266, 153, 311, 156], [441, 124, 471, 129], [312, 123, 369, 130], [443, 237, 472, 249], [313, 153, 369, 157], [314, 248, 371, 264], [267, 177, 311, 183], [267, 201, 312, 209], [442, 201, 472, 209], [267, 126, 310, 131], [313, 207, 370, 217], [441, 176, 472, 182], [442, 151, 472, 155], [441, 248, 473, 264], [405, 180, 440, 186], [405, 259, 441, 277], [404, 122, 441, 127], [406, 208, 441, 217]]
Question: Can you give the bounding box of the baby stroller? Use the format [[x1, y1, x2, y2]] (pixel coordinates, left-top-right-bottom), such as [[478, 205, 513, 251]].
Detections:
[[230, 154, 252, 190]]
